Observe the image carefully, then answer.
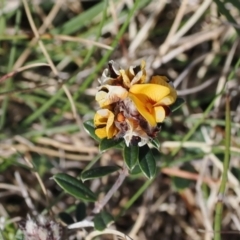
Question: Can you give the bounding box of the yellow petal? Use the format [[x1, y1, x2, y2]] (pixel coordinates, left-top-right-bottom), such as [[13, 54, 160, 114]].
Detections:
[[154, 106, 166, 123], [129, 84, 170, 104], [95, 128, 107, 139], [159, 94, 176, 105], [94, 109, 118, 139], [128, 93, 156, 126], [150, 76, 177, 105], [105, 110, 116, 138], [94, 109, 108, 127], [94, 114, 105, 126]]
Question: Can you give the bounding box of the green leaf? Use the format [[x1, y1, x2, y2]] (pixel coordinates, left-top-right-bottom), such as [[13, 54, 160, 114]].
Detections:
[[99, 138, 123, 152], [81, 166, 121, 182], [76, 202, 86, 222], [130, 164, 142, 176], [123, 145, 139, 170], [150, 138, 160, 149], [138, 146, 156, 179], [172, 176, 192, 191], [83, 120, 100, 142], [172, 165, 195, 191], [170, 97, 185, 112], [94, 211, 114, 231], [53, 173, 97, 202], [58, 212, 75, 225]]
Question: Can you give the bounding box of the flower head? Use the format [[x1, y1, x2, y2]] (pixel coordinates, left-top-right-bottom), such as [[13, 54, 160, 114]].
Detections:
[[94, 60, 177, 147]]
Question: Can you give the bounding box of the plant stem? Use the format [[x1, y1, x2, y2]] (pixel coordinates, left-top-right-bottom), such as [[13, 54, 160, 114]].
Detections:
[[213, 96, 231, 240]]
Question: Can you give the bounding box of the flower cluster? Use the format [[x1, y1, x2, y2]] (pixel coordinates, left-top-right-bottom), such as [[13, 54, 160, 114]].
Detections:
[[94, 60, 177, 147]]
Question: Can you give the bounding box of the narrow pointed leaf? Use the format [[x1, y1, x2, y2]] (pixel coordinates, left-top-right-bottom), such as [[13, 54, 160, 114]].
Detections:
[[172, 176, 192, 191], [138, 146, 156, 179], [58, 212, 75, 225], [99, 138, 123, 152], [83, 120, 100, 142], [123, 145, 139, 170], [150, 138, 160, 149], [76, 202, 86, 222], [81, 166, 121, 182], [170, 97, 185, 112], [53, 173, 97, 202], [172, 165, 197, 191], [94, 211, 114, 231], [130, 164, 142, 176]]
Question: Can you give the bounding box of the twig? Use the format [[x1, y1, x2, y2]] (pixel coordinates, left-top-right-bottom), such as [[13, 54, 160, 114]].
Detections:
[[14, 0, 63, 69], [177, 76, 218, 96], [174, 54, 208, 87], [159, 0, 188, 56], [14, 171, 38, 216], [153, 26, 225, 68], [128, 207, 146, 239], [68, 165, 129, 230], [0, 62, 50, 83], [129, 0, 166, 55], [22, 0, 58, 76], [214, 39, 239, 109], [92, 164, 129, 214], [170, 0, 212, 45]]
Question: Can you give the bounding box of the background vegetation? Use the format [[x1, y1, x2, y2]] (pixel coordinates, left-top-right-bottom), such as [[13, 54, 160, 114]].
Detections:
[[0, 0, 240, 239]]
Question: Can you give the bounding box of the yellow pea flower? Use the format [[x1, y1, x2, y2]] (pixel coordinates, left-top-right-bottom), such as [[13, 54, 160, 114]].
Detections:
[[94, 109, 118, 139], [93, 60, 178, 146], [129, 76, 177, 127]]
